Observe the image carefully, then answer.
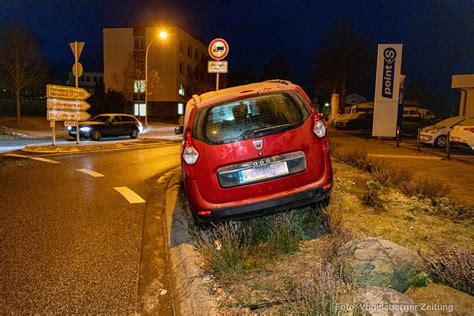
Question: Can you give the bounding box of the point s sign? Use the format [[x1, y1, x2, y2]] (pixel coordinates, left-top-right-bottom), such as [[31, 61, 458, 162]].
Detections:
[[375, 44, 402, 101]]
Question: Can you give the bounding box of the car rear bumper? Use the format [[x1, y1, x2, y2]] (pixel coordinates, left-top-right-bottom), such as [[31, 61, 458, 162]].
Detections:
[[186, 177, 332, 223]]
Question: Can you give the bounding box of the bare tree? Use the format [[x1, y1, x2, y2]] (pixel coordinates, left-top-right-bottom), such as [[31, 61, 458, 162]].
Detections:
[[186, 58, 215, 96], [0, 24, 47, 122]]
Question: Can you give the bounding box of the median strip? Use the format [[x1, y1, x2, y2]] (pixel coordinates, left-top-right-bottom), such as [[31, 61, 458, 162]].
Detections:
[[76, 168, 105, 177], [114, 186, 145, 204], [3, 153, 31, 158]]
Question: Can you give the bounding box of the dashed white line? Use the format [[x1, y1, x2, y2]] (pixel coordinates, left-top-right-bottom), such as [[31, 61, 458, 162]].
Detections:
[[76, 168, 105, 177], [114, 186, 146, 204], [29, 157, 61, 164]]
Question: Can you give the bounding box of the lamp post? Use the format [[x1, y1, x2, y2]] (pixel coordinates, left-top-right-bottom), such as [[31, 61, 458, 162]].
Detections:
[[144, 30, 167, 127]]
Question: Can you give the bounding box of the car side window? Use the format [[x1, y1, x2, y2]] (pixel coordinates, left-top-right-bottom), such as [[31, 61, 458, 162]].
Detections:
[[111, 116, 121, 123]]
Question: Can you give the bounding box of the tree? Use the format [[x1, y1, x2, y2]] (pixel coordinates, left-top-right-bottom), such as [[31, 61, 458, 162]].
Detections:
[[261, 54, 292, 81], [0, 24, 47, 122], [313, 20, 375, 113], [186, 58, 215, 96]]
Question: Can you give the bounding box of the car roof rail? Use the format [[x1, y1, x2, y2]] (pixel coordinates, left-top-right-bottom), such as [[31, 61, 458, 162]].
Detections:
[[264, 79, 292, 85], [192, 94, 201, 104]]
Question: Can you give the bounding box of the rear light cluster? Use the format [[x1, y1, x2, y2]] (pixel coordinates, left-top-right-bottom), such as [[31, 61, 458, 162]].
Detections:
[[313, 120, 326, 138], [183, 146, 199, 164]]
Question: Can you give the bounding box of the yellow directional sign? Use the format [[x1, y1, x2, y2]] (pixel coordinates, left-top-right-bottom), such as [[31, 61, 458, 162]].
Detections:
[[47, 110, 91, 122], [46, 84, 90, 101], [47, 98, 90, 111]]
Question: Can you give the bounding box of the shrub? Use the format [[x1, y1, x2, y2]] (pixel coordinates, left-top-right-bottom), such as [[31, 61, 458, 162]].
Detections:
[[371, 161, 411, 186], [400, 178, 450, 200], [423, 245, 474, 295], [361, 180, 384, 212], [332, 149, 373, 172]]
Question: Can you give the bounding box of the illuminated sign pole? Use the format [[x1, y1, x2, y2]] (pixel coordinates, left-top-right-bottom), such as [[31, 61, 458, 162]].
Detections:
[[208, 38, 229, 90], [372, 44, 403, 138]]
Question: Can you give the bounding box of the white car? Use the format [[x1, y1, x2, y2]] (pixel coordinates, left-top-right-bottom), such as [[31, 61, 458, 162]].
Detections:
[[419, 116, 473, 148], [450, 117, 474, 151]]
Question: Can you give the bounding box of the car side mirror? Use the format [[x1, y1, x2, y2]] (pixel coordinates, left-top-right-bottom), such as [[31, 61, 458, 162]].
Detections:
[[174, 125, 184, 135]]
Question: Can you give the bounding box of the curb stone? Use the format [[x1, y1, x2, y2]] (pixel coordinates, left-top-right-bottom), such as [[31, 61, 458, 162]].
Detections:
[[164, 170, 217, 315]]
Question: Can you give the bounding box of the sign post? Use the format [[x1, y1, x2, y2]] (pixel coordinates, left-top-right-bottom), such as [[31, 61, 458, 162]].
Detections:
[[70, 41, 85, 144], [208, 38, 229, 91]]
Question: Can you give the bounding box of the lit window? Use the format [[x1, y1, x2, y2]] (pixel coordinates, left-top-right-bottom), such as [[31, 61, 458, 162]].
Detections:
[[178, 83, 185, 96], [178, 103, 184, 115], [134, 103, 146, 116], [134, 80, 145, 93]]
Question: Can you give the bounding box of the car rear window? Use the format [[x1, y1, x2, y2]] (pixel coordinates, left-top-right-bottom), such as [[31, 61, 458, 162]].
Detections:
[[192, 92, 311, 145]]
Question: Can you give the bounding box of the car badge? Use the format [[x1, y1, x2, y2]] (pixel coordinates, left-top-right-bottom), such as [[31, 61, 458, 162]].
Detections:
[[253, 139, 264, 150]]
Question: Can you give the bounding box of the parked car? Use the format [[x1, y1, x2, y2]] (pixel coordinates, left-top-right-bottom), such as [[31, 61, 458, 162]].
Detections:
[[175, 80, 333, 223], [334, 112, 373, 130], [449, 117, 474, 151], [68, 113, 143, 141], [419, 116, 473, 148]]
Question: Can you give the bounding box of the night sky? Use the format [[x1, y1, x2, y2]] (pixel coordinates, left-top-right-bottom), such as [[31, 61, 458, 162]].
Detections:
[[1, 0, 473, 107]]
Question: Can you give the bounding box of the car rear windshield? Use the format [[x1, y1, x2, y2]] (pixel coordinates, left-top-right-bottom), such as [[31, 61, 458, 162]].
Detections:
[[192, 92, 311, 145]]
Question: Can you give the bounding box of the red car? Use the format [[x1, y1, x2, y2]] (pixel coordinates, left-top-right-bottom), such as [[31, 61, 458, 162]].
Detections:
[[175, 80, 332, 222]]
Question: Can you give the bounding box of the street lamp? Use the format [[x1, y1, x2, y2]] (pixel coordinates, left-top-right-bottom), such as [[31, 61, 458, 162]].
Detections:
[[144, 29, 168, 127]]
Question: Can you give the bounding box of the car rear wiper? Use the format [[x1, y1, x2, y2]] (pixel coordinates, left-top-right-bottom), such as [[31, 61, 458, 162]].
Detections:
[[243, 123, 291, 137]]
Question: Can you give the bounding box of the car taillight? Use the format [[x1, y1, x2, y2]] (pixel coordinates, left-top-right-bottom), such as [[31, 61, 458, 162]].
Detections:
[[183, 145, 199, 164], [464, 128, 474, 133], [313, 119, 326, 138]]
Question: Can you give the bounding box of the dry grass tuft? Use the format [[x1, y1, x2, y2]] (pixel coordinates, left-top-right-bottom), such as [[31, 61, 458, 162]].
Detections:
[[322, 206, 354, 265], [399, 178, 450, 200]]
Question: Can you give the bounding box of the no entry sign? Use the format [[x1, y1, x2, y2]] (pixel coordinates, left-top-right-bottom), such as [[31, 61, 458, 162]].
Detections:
[[208, 38, 229, 61]]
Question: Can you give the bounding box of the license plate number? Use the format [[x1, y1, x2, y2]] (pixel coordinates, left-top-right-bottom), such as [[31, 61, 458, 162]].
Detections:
[[237, 161, 289, 184]]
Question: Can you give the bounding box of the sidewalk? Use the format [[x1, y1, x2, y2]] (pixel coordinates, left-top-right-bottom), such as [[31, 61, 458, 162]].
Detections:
[[329, 128, 474, 207]]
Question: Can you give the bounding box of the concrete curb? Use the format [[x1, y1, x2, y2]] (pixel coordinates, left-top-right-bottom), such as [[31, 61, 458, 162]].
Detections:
[[164, 170, 217, 315]]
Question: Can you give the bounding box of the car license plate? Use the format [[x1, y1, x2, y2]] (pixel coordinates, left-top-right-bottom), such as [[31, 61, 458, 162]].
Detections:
[[237, 161, 289, 184]]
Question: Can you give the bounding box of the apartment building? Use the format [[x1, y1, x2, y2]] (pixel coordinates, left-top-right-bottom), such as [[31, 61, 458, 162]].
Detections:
[[103, 26, 208, 120]]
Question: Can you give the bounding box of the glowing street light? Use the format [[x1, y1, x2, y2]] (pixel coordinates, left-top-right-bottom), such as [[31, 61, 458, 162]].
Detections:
[[144, 29, 168, 127]]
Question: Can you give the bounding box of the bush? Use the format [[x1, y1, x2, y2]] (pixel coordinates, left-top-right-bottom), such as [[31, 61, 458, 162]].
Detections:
[[361, 180, 384, 212], [332, 149, 373, 172], [423, 245, 474, 295], [371, 162, 411, 186], [400, 178, 450, 200]]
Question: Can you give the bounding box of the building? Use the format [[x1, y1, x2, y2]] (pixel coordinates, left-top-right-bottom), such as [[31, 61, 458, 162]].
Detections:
[[103, 26, 208, 120], [66, 72, 103, 95], [452, 74, 474, 116]]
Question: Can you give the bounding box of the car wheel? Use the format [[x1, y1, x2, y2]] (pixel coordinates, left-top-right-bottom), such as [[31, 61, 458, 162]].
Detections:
[[91, 129, 102, 141], [130, 128, 139, 139], [434, 135, 447, 148]]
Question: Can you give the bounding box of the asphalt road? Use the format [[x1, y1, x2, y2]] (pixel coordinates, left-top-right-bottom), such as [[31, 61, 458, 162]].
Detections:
[[0, 142, 181, 314]]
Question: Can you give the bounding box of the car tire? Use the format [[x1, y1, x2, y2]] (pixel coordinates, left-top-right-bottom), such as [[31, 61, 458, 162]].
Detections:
[[434, 135, 447, 148], [130, 128, 139, 139], [91, 129, 102, 141]]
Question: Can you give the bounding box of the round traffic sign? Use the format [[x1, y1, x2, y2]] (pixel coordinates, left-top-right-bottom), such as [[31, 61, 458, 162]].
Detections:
[[208, 38, 229, 61], [72, 62, 83, 77]]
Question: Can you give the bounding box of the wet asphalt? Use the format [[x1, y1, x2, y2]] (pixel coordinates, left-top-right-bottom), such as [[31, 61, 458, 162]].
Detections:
[[0, 142, 181, 313]]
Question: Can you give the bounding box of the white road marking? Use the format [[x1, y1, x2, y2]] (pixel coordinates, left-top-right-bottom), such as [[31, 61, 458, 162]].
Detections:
[[368, 154, 441, 160], [3, 153, 31, 158], [29, 157, 61, 164], [114, 186, 146, 204], [76, 168, 105, 177]]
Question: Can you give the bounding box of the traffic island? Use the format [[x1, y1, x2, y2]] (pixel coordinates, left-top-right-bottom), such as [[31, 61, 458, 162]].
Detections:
[[163, 160, 473, 314]]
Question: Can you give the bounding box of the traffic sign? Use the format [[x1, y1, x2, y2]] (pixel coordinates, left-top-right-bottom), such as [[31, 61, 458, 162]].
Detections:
[[64, 121, 79, 127], [72, 62, 83, 77], [208, 38, 229, 61], [47, 110, 90, 122], [69, 41, 85, 60], [47, 98, 91, 111], [46, 84, 90, 100], [208, 61, 228, 73]]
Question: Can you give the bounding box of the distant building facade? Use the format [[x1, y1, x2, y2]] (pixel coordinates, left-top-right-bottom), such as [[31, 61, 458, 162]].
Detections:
[[67, 72, 103, 95], [452, 74, 474, 116], [103, 26, 208, 120]]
